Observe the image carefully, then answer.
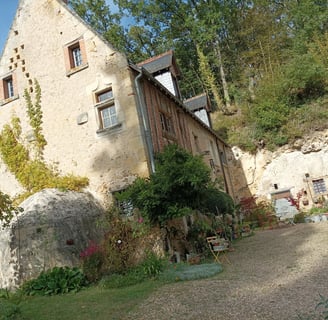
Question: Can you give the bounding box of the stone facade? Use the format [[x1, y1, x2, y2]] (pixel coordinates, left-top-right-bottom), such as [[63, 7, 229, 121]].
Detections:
[[0, 0, 234, 203]]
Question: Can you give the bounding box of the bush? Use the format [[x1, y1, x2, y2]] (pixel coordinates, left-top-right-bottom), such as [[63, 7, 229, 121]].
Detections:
[[281, 53, 327, 105], [21, 266, 88, 296], [80, 241, 104, 283], [293, 212, 306, 223], [140, 252, 165, 278]]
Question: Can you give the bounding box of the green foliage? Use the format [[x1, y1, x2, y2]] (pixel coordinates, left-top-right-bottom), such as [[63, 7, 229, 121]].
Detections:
[[0, 82, 89, 200], [140, 251, 165, 278], [201, 186, 234, 215], [21, 267, 88, 296], [281, 53, 327, 105], [80, 241, 104, 283], [316, 294, 328, 319], [293, 212, 306, 224], [71, 0, 328, 151], [97, 206, 151, 275], [0, 191, 23, 228], [0, 300, 24, 320], [119, 144, 231, 225], [187, 219, 215, 254], [99, 252, 165, 289], [239, 197, 276, 227], [24, 79, 47, 157], [98, 270, 145, 289], [0, 289, 25, 320]]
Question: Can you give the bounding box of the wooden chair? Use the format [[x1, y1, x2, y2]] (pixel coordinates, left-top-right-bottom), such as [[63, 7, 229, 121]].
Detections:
[[206, 236, 231, 265]]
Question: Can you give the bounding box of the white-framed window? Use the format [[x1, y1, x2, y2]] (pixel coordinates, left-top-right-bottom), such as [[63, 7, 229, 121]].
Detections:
[[99, 105, 117, 129], [95, 88, 119, 131]]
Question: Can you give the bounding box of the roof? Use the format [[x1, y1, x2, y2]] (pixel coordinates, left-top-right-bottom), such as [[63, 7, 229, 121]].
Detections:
[[184, 94, 211, 112], [137, 50, 181, 78]]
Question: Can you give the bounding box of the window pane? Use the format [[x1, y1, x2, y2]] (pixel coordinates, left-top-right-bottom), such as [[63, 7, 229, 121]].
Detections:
[[101, 108, 111, 128], [5, 78, 14, 98], [313, 179, 327, 194], [72, 47, 82, 67], [97, 89, 113, 102], [100, 105, 117, 129]]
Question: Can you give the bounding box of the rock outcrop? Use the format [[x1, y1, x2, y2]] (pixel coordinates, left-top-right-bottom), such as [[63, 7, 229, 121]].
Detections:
[[229, 129, 328, 208], [0, 189, 105, 289]]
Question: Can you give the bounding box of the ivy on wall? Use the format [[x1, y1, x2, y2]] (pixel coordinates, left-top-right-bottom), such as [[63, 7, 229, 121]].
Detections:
[[0, 79, 89, 202], [24, 80, 47, 158]]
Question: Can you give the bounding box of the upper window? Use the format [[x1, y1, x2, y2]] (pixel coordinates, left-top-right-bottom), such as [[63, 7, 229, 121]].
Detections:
[[312, 178, 327, 195], [4, 76, 14, 99], [95, 88, 119, 131], [0, 73, 18, 105], [160, 112, 174, 136], [64, 38, 88, 75], [71, 45, 82, 68]]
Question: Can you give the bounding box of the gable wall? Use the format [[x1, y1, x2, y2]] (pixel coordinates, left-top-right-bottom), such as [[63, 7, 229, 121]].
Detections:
[[0, 0, 149, 201]]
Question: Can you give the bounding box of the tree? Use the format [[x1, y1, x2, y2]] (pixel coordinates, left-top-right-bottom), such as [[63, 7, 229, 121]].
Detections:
[[118, 144, 234, 225], [70, 0, 328, 150]]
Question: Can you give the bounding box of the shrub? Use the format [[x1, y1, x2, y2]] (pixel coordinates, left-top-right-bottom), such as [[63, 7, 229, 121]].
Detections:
[[21, 266, 88, 296], [294, 212, 306, 223], [140, 251, 165, 278], [0, 192, 23, 228], [101, 210, 140, 274], [80, 241, 104, 283]]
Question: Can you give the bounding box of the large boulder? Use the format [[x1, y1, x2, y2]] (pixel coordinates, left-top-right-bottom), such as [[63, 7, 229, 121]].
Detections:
[[0, 189, 106, 289]]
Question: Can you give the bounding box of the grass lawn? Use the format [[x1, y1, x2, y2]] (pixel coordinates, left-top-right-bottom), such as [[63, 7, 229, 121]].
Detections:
[[19, 280, 161, 320], [3, 262, 222, 320]]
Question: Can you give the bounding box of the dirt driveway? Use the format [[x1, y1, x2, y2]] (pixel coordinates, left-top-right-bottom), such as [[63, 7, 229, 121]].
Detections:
[[125, 223, 328, 320]]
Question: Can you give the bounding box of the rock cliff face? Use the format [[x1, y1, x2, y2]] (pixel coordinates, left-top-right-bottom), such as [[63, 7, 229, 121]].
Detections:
[[0, 189, 105, 289], [230, 129, 328, 208]]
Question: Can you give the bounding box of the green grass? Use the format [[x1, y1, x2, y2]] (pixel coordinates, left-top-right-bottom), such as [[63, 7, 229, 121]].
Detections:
[[4, 262, 223, 320], [19, 281, 160, 320]]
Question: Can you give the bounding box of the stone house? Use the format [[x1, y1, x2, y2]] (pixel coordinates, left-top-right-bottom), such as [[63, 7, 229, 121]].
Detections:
[[0, 0, 235, 205]]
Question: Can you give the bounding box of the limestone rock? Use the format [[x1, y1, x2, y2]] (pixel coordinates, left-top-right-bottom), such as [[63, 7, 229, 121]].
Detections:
[[0, 189, 105, 289]]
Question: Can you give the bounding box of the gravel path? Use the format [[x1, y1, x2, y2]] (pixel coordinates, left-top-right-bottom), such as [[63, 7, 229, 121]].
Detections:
[[124, 223, 328, 320]]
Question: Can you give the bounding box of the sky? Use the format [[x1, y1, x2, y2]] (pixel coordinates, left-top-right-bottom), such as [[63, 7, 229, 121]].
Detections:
[[0, 0, 123, 55], [0, 0, 19, 54]]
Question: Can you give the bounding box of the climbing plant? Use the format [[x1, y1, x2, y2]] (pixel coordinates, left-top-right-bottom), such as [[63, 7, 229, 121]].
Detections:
[[24, 79, 47, 157], [0, 80, 89, 201], [0, 191, 23, 228]]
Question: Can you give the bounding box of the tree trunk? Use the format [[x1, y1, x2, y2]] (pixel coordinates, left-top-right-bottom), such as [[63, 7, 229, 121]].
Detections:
[[214, 42, 231, 110]]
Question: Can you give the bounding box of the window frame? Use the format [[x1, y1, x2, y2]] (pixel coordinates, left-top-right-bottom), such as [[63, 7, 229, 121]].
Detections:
[[159, 111, 175, 138], [64, 38, 88, 76], [95, 88, 121, 133], [312, 178, 327, 195], [0, 73, 18, 105]]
